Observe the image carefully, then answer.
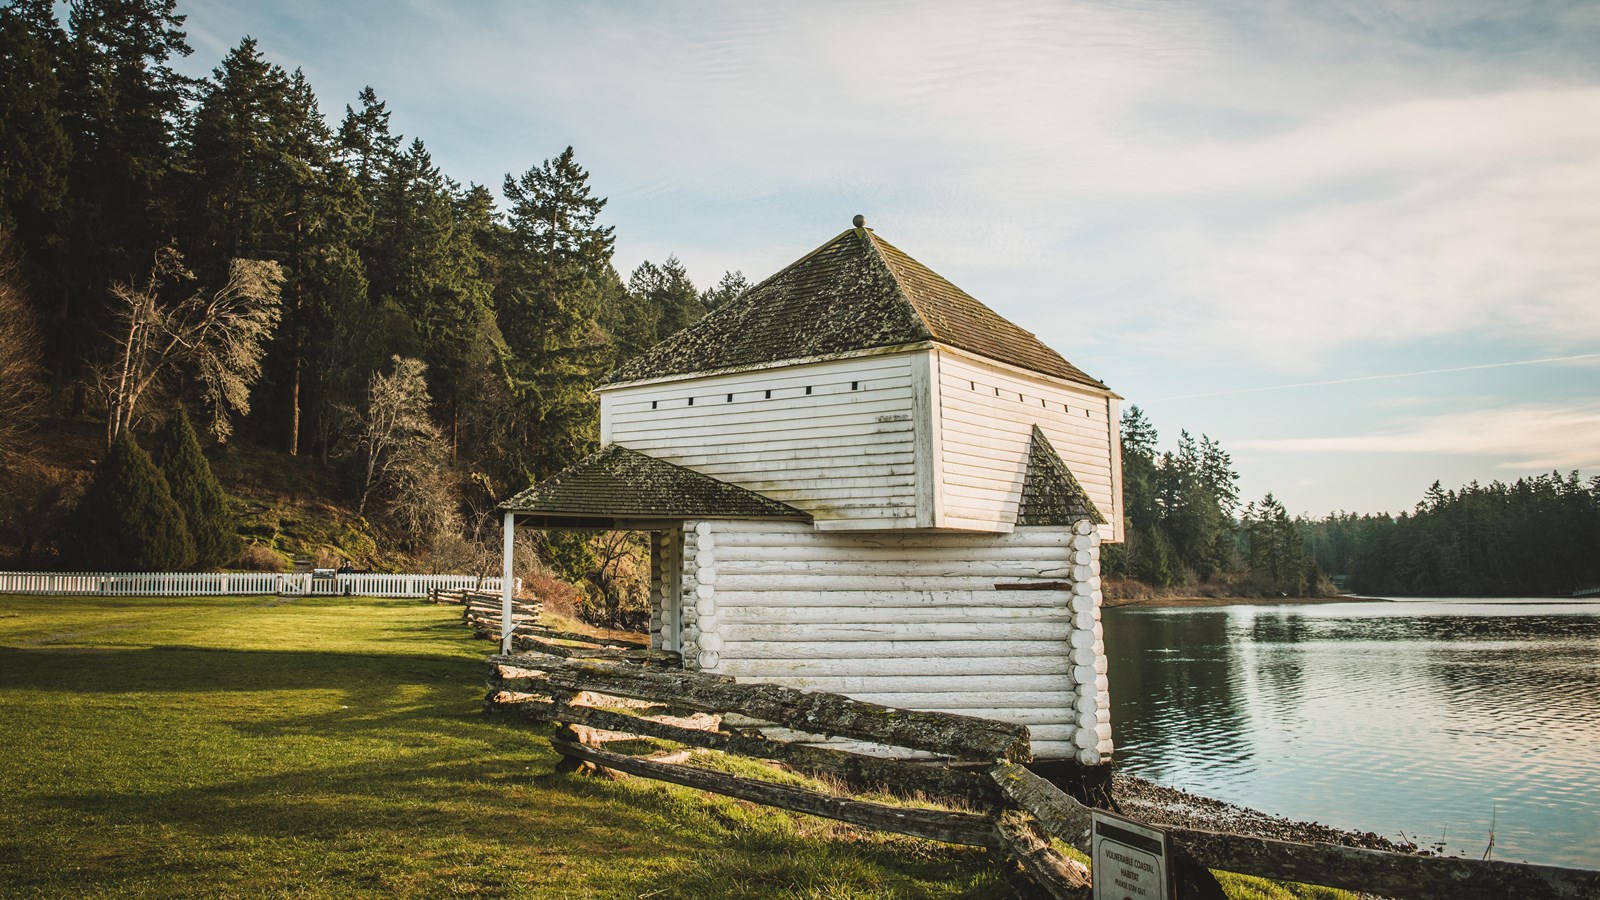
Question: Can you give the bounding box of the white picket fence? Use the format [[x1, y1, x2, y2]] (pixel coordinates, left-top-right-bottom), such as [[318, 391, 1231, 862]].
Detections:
[[0, 571, 518, 599]]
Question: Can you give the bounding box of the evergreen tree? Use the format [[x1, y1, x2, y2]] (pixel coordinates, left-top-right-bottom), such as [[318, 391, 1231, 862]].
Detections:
[[69, 431, 194, 571], [607, 255, 703, 362], [183, 37, 295, 284], [700, 269, 751, 311], [493, 146, 615, 483], [55, 0, 192, 403], [152, 406, 240, 568]]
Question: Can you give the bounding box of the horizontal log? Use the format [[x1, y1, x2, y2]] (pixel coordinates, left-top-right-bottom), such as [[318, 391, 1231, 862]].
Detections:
[[707, 544, 1071, 563], [1166, 827, 1600, 900], [716, 606, 1074, 627], [714, 560, 1073, 578], [519, 626, 649, 650], [750, 674, 1075, 695], [490, 653, 1031, 762], [548, 738, 1002, 849], [994, 582, 1074, 592], [505, 637, 679, 666], [718, 656, 1071, 679], [709, 590, 1064, 609], [489, 696, 1000, 807], [714, 575, 1072, 592], [715, 639, 1075, 661], [721, 622, 1074, 643], [994, 811, 1092, 900]]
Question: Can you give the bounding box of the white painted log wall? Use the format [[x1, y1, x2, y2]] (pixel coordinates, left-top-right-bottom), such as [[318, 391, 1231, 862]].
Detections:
[[601, 354, 919, 529], [933, 351, 1120, 542], [683, 519, 1111, 761]]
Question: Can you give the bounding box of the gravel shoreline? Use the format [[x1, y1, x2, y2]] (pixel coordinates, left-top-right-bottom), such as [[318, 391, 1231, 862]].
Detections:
[[1114, 774, 1418, 854]]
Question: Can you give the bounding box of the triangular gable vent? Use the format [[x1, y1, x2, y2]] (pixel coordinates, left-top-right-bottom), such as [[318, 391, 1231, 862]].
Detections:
[[1016, 425, 1106, 527]]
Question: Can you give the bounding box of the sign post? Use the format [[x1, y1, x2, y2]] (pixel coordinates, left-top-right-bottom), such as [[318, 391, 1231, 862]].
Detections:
[[1091, 809, 1172, 900]]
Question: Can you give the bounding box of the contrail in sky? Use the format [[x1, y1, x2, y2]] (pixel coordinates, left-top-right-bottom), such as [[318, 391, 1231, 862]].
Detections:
[[1148, 353, 1600, 402]]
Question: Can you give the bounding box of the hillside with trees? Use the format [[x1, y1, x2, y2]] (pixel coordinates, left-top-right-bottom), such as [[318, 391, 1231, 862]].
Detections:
[[0, 1, 744, 626]]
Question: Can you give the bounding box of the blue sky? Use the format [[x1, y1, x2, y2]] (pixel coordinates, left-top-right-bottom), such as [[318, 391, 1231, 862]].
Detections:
[[172, 0, 1600, 516]]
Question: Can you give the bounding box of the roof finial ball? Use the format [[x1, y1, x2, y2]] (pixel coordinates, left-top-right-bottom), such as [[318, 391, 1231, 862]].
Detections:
[[852, 214, 866, 228]]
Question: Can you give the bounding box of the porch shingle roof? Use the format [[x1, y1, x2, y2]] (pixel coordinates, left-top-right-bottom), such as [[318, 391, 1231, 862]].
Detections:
[[499, 444, 808, 522]]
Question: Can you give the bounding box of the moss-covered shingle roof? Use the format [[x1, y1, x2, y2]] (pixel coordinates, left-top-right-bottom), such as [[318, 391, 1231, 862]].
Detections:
[[499, 444, 808, 522], [1016, 426, 1106, 527], [606, 225, 1107, 389]]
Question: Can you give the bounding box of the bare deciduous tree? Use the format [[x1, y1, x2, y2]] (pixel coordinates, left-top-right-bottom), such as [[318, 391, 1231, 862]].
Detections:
[[339, 355, 447, 520], [102, 247, 284, 446], [0, 228, 46, 463]]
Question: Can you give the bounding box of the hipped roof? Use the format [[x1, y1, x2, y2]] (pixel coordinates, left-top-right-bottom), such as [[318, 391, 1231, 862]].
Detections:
[[607, 225, 1107, 390], [499, 444, 808, 524]]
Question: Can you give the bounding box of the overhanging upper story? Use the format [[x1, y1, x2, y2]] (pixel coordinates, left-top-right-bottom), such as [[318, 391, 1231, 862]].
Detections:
[[594, 222, 1124, 541]]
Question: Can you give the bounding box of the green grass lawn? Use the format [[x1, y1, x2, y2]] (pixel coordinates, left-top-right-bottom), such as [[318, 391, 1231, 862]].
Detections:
[[0, 594, 1354, 899], [0, 594, 1010, 898]]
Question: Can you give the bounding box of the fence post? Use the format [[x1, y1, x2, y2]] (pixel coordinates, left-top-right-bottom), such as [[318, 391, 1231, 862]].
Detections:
[[501, 510, 516, 654]]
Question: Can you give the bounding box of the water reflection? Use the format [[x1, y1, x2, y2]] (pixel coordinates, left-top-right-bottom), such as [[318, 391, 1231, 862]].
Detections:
[[1105, 599, 1600, 868]]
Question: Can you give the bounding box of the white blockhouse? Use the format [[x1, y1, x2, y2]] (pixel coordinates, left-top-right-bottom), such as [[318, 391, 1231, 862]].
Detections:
[[500, 218, 1123, 764]]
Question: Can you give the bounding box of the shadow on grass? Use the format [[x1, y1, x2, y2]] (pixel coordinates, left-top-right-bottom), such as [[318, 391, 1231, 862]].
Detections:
[[0, 644, 476, 694]]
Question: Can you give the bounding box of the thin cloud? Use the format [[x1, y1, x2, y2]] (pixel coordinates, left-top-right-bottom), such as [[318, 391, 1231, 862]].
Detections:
[[1236, 402, 1600, 472], [1149, 354, 1600, 402]]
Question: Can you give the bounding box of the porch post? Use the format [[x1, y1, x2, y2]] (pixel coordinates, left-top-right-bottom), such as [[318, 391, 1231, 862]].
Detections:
[[501, 510, 516, 654]]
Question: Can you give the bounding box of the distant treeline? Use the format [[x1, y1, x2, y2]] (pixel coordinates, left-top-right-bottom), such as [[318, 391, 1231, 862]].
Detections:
[[1103, 406, 1327, 596], [1105, 407, 1597, 598], [1303, 473, 1600, 597]]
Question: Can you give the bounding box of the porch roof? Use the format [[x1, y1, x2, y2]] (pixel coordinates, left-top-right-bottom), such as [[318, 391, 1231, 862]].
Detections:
[[499, 444, 810, 527]]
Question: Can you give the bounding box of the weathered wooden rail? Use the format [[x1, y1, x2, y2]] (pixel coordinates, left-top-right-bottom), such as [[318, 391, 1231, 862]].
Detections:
[[487, 651, 1600, 899]]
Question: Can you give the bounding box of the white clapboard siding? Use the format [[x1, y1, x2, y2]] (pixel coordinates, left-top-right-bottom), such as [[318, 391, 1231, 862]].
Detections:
[[694, 520, 1085, 759], [602, 354, 920, 528], [934, 350, 1120, 541]]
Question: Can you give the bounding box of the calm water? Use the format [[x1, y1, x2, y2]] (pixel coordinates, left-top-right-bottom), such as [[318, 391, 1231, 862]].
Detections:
[[1104, 598, 1600, 869]]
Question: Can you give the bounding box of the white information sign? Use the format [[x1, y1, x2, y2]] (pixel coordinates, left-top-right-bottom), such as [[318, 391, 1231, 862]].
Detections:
[[1091, 809, 1171, 900]]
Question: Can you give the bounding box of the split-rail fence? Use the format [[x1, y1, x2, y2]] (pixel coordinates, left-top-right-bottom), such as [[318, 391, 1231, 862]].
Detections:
[[485, 643, 1600, 900]]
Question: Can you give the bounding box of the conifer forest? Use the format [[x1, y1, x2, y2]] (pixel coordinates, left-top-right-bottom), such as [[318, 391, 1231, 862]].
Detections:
[[0, 1, 1594, 610]]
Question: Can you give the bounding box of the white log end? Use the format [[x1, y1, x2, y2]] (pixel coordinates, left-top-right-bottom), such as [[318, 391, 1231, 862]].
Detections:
[[696, 597, 716, 617], [700, 632, 724, 652], [1077, 746, 1103, 765]]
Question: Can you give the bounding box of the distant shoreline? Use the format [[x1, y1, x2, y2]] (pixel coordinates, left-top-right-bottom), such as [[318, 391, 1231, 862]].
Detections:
[[1104, 593, 1390, 609]]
